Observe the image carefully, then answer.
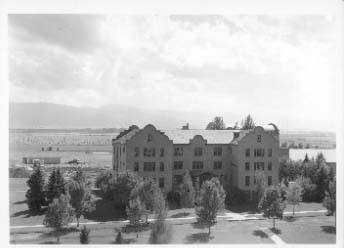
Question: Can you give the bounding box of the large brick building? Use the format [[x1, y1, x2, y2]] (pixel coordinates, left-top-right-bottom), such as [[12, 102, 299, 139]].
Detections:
[[112, 124, 281, 197]]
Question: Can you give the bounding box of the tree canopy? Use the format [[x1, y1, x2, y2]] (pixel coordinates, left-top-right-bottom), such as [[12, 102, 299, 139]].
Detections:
[[196, 177, 225, 235], [206, 116, 226, 130], [240, 114, 255, 130]]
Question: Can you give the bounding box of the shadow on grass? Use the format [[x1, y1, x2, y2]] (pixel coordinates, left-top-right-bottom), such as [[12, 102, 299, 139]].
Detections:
[[40, 227, 79, 239], [227, 204, 260, 214], [84, 198, 126, 222], [13, 200, 27, 205], [253, 230, 269, 239], [11, 208, 46, 218], [191, 221, 214, 231], [284, 216, 297, 222], [170, 212, 190, 218], [321, 226, 336, 234], [185, 232, 213, 244], [112, 238, 137, 244], [270, 228, 281, 235], [122, 223, 150, 233]]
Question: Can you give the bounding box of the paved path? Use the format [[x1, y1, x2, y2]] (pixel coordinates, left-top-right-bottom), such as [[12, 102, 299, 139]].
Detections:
[[260, 227, 286, 245], [10, 209, 327, 230]]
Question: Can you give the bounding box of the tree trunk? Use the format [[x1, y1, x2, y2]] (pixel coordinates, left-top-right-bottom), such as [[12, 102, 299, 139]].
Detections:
[[293, 205, 295, 216], [273, 218, 275, 229], [208, 222, 211, 235], [57, 233, 60, 244], [77, 217, 80, 227]]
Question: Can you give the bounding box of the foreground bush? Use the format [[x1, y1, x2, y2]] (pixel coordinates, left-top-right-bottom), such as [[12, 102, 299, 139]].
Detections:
[[224, 185, 249, 206], [80, 225, 90, 244]]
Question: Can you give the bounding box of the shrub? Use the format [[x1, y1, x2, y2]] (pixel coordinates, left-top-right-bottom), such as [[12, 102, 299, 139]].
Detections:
[[80, 225, 90, 244], [166, 191, 181, 209], [115, 231, 123, 244], [224, 185, 249, 206]]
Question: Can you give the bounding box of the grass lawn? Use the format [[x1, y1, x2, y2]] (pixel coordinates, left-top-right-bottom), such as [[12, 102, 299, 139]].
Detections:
[[10, 215, 335, 244]]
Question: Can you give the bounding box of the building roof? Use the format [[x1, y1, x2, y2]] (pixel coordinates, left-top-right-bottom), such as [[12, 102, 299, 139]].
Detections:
[[113, 128, 140, 144], [162, 129, 239, 144], [289, 149, 336, 163]]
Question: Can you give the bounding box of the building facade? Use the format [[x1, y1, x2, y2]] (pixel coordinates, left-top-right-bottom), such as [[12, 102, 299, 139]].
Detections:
[[112, 124, 281, 197]]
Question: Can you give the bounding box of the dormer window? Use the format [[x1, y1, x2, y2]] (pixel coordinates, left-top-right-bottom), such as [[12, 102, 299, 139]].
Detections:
[[148, 134, 153, 142]]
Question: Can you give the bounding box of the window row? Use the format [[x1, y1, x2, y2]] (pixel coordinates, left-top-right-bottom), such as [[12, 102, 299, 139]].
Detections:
[[245, 148, 272, 157], [245, 162, 272, 171], [245, 175, 272, 186], [174, 146, 224, 157], [173, 161, 223, 170], [134, 161, 165, 172], [134, 147, 165, 157]]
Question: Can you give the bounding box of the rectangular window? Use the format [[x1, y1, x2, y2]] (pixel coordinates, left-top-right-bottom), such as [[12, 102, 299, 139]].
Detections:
[[268, 176, 272, 186], [213, 161, 222, 170], [245, 176, 250, 186], [159, 177, 164, 188], [148, 134, 153, 142], [214, 147, 222, 156], [134, 162, 139, 172], [257, 135, 262, 143], [254, 176, 256, 185], [160, 148, 164, 157], [192, 161, 204, 170], [255, 162, 264, 170], [254, 148, 265, 157], [134, 147, 139, 157], [144, 147, 156, 157], [268, 148, 272, 157], [174, 147, 183, 156], [245, 162, 250, 171], [245, 148, 250, 157], [194, 147, 203, 156], [173, 161, 183, 170], [160, 162, 164, 172], [143, 162, 155, 171], [268, 162, 272, 171]]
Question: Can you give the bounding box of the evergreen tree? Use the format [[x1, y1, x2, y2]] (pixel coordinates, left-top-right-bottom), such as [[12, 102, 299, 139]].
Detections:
[[67, 175, 96, 227], [259, 186, 286, 229], [286, 182, 302, 216], [46, 168, 66, 204], [25, 166, 46, 212], [179, 170, 195, 209], [196, 178, 225, 235], [43, 194, 73, 243], [80, 225, 90, 244]]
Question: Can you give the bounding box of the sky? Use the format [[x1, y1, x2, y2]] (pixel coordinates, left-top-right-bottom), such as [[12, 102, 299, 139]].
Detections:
[[8, 14, 339, 131]]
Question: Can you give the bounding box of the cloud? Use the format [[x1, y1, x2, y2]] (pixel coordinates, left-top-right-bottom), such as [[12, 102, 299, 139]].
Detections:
[[8, 15, 338, 131]]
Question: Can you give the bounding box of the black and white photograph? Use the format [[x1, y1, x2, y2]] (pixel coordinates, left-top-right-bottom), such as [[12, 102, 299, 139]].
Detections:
[[2, 0, 343, 246]]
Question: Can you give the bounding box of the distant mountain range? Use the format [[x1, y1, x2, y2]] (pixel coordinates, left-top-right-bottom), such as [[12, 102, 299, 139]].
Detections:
[[9, 102, 220, 129]]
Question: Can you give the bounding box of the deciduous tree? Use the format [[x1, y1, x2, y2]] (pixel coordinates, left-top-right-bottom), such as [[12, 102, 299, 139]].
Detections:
[[195, 178, 225, 235], [149, 190, 172, 244], [43, 194, 73, 243], [67, 174, 96, 227], [286, 182, 302, 216], [323, 178, 336, 226], [240, 114, 255, 130], [259, 186, 286, 229], [206, 116, 226, 130], [126, 196, 146, 238]]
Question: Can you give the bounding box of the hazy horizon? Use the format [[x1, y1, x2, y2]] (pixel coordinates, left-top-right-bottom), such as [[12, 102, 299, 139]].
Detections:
[[9, 15, 339, 132]]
